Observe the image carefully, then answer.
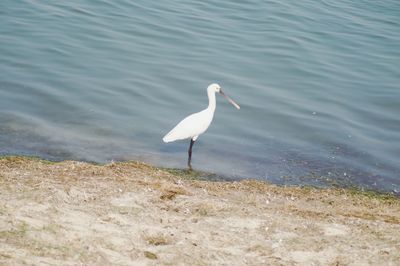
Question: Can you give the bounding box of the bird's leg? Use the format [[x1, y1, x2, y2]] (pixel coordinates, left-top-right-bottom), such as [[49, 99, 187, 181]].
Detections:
[[187, 139, 195, 170]]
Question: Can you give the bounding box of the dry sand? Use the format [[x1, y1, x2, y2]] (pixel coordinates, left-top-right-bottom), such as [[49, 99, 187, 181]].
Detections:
[[0, 156, 399, 265]]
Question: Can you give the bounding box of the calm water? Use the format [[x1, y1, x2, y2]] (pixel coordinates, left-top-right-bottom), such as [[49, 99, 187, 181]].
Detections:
[[1, 1, 399, 193]]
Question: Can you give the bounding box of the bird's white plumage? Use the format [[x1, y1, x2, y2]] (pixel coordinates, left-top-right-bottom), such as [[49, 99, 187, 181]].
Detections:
[[163, 83, 240, 144], [163, 84, 219, 143], [163, 108, 214, 142]]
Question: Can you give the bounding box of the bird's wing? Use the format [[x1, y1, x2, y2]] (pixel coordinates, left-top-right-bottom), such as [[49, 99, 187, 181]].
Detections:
[[163, 110, 212, 143]]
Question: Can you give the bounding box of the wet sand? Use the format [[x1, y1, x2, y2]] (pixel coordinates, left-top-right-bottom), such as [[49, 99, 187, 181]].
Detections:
[[0, 156, 399, 265]]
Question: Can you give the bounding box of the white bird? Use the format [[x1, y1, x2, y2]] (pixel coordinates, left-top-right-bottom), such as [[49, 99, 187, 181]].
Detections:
[[163, 83, 240, 169]]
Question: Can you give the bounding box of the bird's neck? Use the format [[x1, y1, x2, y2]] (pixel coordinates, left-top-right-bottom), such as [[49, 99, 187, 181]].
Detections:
[[207, 89, 216, 112]]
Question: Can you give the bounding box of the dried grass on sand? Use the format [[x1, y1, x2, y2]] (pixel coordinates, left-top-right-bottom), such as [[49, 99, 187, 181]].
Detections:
[[0, 157, 399, 265]]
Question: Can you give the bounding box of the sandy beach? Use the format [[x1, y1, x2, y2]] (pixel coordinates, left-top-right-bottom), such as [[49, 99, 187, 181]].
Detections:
[[0, 156, 399, 265]]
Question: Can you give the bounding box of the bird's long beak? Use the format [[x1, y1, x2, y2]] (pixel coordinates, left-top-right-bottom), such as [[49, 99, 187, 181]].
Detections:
[[220, 89, 240, 110]]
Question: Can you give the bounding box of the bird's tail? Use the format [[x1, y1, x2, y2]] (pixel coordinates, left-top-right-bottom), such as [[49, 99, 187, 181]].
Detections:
[[162, 132, 174, 143]]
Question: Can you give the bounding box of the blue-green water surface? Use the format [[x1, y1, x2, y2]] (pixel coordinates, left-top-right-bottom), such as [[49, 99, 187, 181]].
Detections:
[[1, 1, 399, 193]]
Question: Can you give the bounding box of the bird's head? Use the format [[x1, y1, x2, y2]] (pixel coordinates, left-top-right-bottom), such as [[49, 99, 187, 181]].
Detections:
[[208, 83, 240, 110], [208, 83, 221, 93]]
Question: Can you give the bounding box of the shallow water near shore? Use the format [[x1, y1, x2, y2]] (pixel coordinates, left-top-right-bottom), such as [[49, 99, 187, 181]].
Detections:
[[1, 1, 399, 193]]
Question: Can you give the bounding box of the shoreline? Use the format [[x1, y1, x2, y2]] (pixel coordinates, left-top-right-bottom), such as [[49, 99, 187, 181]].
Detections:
[[1, 156, 399, 265], [2, 155, 399, 197]]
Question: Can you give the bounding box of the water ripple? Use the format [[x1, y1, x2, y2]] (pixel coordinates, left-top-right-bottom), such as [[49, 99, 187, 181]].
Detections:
[[1, 0, 399, 193]]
